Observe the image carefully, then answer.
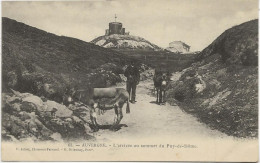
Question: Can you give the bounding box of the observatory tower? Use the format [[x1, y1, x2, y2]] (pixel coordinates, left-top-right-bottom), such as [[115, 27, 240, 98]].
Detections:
[[105, 15, 129, 35]]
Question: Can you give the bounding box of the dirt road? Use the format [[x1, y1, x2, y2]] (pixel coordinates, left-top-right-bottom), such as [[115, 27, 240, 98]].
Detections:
[[77, 79, 258, 161], [91, 79, 232, 141]]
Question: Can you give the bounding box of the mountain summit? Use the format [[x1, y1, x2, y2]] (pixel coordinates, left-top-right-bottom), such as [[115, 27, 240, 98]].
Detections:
[[91, 17, 161, 51], [91, 34, 162, 50]]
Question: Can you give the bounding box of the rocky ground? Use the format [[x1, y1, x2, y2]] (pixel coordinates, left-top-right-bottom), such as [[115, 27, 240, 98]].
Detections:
[[2, 63, 256, 142], [166, 19, 258, 138], [2, 89, 95, 142], [1, 63, 153, 142], [2, 17, 257, 143]]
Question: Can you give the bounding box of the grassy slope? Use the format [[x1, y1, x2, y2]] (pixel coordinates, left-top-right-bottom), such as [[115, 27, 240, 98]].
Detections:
[[115, 49, 198, 73], [1, 17, 137, 141], [2, 17, 130, 101], [166, 19, 258, 138]]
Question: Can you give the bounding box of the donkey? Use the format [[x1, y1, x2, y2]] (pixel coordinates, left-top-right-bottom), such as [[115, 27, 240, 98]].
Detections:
[[63, 87, 130, 131], [153, 73, 168, 105]]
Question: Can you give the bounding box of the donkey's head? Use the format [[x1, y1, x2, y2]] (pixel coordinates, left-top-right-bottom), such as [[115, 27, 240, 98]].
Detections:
[[161, 73, 168, 90], [62, 87, 76, 106]]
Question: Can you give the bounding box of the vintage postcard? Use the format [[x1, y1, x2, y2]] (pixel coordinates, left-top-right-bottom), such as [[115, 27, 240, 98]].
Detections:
[[1, 0, 258, 161]]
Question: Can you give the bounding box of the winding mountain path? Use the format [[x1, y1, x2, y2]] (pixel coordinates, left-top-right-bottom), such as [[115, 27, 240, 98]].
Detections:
[[92, 79, 231, 141], [72, 76, 257, 161]]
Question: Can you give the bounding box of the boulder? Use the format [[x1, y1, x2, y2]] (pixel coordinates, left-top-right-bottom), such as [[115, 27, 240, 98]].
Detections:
[[50, 132, 63, 142], [2, 90, 93, 142], [2, 113, 31, 140], [45, 100, 73, 118], [20, 101, 38, 113], [68, 104, 91, 123], [22, 95, 44, 106]]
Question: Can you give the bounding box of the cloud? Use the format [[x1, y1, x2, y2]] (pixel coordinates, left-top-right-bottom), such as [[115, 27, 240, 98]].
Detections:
[[2, 0, 258, 51]]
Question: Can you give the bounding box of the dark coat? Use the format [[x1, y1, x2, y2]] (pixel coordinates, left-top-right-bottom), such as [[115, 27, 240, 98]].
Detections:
[[124, 65, 140, 84]]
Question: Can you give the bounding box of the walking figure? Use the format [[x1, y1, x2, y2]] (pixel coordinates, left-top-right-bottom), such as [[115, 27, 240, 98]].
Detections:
[[124, 61, 140, 104]]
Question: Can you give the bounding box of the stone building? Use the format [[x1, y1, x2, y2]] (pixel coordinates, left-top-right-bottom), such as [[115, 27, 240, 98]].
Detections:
[[105, 15, 129, 36]]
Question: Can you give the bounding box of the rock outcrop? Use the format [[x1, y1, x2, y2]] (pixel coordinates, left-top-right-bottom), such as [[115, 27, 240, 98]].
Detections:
[[166, 19, 258, 138], [166, 41, 190, 54], [2, 90, 93, 142]]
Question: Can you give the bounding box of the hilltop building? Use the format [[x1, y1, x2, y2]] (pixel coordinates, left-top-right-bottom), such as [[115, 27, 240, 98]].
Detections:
[[91, 14, 161, 50], [105, 15, 129, 36]]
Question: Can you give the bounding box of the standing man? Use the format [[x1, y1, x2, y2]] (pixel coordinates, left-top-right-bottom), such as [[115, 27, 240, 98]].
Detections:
[[124, 61, 140, 103]]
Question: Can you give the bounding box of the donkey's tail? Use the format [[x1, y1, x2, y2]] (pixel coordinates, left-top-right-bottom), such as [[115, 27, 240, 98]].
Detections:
[[126, 99, 130, 114]]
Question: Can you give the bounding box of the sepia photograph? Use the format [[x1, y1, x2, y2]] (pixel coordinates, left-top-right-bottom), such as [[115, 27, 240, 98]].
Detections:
[[1, 0, 258, 161]]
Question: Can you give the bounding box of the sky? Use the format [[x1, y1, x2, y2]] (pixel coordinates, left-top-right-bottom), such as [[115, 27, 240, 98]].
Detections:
[[2, 0, 258, 51]]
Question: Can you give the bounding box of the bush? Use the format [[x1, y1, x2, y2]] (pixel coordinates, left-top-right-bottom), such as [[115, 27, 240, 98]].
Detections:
[[241, 48, 258, 66]]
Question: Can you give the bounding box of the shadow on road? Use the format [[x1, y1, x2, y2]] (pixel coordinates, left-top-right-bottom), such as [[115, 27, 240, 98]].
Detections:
[[97, 124, 128, 131], [149, 101, 157, 104]]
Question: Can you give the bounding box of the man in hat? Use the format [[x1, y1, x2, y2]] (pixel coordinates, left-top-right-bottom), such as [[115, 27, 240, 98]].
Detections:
[[124, 61, 140, 103]]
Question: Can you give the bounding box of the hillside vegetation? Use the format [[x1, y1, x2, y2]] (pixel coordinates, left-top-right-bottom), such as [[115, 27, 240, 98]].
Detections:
[[2, 17, 132, 101], [115, 49, 197, 73], [2, 17, 133, 141], [166, 19, 258, 138]]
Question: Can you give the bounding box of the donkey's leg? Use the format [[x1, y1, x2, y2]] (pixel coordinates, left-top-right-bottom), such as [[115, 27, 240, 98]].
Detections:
[[116, 107, 123, 128], [159, 88, 163, 104], [163, 90, 165, 103], [93, 104, 100, 127], [110, 104, 119, 131], [90, 108, 99, 132], [110, 103, 124, 131], [162, 90, 165, 104], [111, 101, 124, 130], [90, 102, 100, 131], [156, 88, 159, 103], [116, 103, 124, 125]]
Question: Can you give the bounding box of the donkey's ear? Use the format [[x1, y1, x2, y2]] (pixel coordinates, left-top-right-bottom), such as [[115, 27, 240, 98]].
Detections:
[[71, 88, 76, 95], [65, 86, 72, 94]]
